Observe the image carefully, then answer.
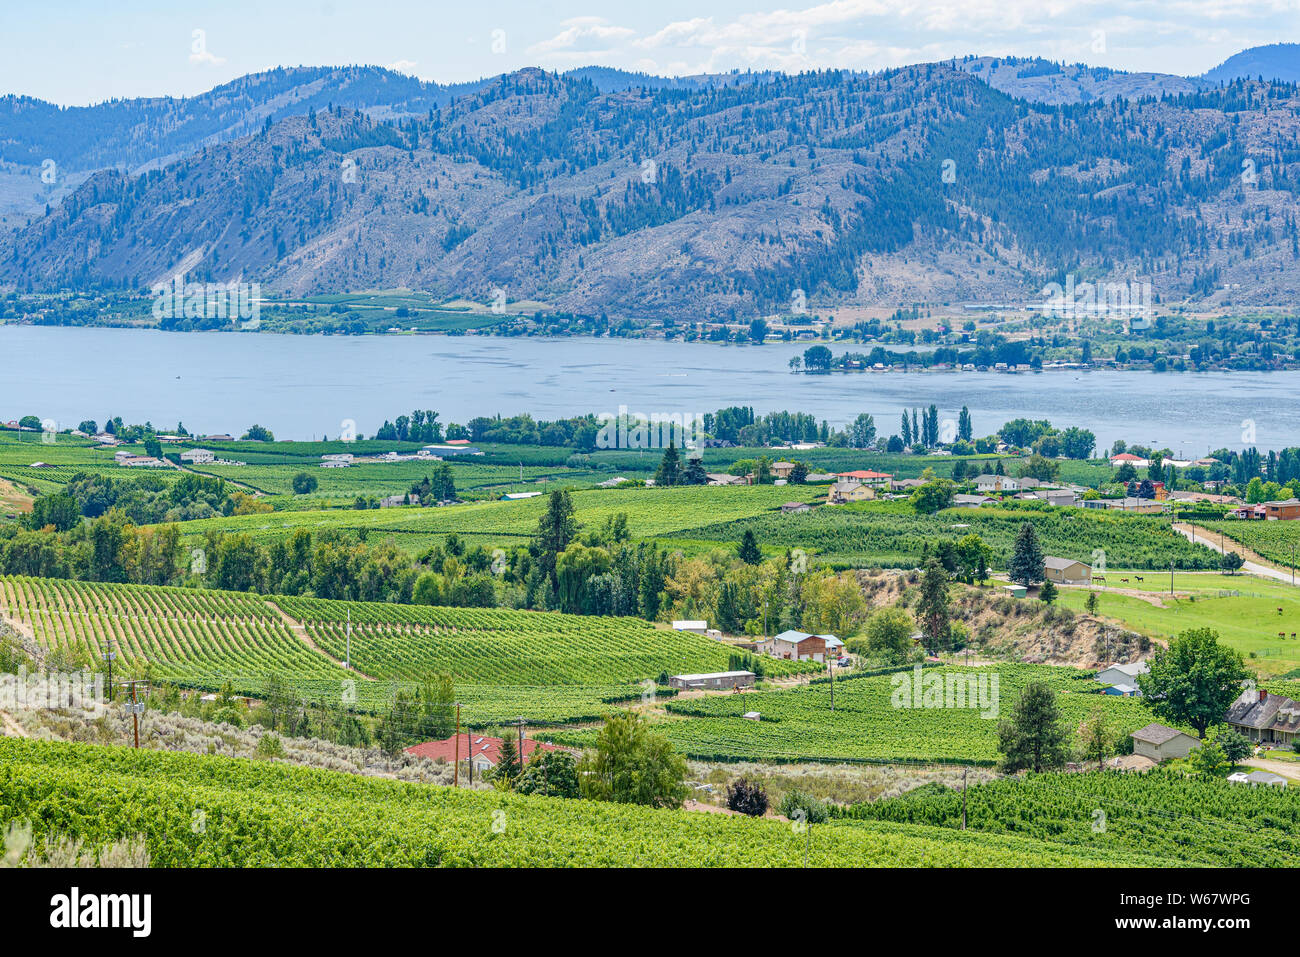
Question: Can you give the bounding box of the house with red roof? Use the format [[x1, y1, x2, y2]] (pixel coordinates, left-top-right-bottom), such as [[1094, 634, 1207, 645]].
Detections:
[[1108, 452, 1150, 468], [405, 733, 572, 775], [835, 469, 892, 488]]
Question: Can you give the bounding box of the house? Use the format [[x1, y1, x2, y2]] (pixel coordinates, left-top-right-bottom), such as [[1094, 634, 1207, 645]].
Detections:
[[1109, 452, 1150, 468], [1130, 723, 1202, 762], [322, 453, 354, 464], [379, 494, 414, 508], [180, 449, 215, 464], [1264, 499, 1300, 521], [405, 733, 569, 774], [668, 670, 756, 691], [1037, 489, 1078, 507], [952, 494, 995, 508], [1229, 503, 1266, 519], [835, 469, 892, 488], [891, 478, 926, 492], [770, 462, 797, 480], [706, 473, 746, 486], [780, 501, 811, 514], [828, 480, 874, 504], [1096, 661, 1149, 692], [1228, 770, 1287, 788], [768, 630, 842, 662], [1043, 556, 1091, 585], [1224, 688, 1300, 745], [804, 472, 837, 483], [1108, 497, 1166, 514], [121, 456, 166, 468], [320, 459, 351, 468], [972, 474, 1019, 493], [671, 620, 708, 635]]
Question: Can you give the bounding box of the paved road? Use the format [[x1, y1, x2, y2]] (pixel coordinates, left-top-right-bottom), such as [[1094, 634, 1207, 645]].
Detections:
[[1173, 524, 1299, 587]]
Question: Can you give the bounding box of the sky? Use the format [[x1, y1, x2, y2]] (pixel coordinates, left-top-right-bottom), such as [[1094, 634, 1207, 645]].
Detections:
[[1, 0, 1297, 105]]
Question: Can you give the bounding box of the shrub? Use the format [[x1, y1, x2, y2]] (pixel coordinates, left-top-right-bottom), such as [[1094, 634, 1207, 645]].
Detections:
[[725, 777, 769, 816]]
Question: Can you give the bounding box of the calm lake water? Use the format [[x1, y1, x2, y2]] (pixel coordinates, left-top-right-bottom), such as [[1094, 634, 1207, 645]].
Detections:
[[1, 325, 1297, 454]]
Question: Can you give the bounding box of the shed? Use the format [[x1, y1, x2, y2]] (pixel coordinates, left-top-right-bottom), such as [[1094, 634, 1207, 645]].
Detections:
[[668, 671, 755, 691], [1003, 584, 1027, 598]]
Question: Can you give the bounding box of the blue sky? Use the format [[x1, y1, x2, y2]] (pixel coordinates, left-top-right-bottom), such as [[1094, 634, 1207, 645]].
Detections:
[[2, 0, 1297, 105]]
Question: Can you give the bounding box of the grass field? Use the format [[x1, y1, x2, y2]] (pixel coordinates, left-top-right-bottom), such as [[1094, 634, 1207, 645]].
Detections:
[[1055, 572, 1300, 674]]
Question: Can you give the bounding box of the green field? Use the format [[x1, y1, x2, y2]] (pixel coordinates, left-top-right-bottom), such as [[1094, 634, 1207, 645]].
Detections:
[[0, 575, 812, 726], [840, 768, 1300, 867], [1206, 520, 1300, 570], [674, 500, 1218, 570], [548, 663, 1165, 765], [172, 484, 825, 553], [1056, 572, 1300, 674], [0, 737, 1175, 866]]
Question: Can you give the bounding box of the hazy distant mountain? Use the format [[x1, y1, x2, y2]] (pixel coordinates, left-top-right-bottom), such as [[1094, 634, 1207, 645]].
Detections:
[[1204, 44, 1300, 84], [3, 64, 1296, 317], [954, 56, 1204, 105]]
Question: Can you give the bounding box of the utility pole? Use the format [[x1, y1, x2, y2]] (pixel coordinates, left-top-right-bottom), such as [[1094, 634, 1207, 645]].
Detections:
[[961, 767, 968, 830], [454, 702, 461, 787], [121, 680, 148, 748]]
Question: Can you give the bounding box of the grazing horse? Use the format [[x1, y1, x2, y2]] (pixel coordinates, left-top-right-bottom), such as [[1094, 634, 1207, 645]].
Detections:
[[1121, 578, 1130, 583]]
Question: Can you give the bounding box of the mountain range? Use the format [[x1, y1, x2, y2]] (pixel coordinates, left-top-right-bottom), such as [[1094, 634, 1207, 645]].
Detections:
[[0, 46, 1297, 318]]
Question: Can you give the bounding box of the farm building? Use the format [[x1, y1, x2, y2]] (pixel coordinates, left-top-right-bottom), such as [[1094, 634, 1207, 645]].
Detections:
[[1043, 557, 1091, 585], [780, 501, 811, 514], [770, 462, 797, 480], [671, 620, 708, 635], [1003, 584, 1027, 598], [767, 630, 843, 662], [952, 494, 995, 508], [668, 671, 755, 691], [1224, 688, 1300, 745], [180, 449, 215, 464], [1130, 723, 1202, 762], [405, 734, 569, 774]]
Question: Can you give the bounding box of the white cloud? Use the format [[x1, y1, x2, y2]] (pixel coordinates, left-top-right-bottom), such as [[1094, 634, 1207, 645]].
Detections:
[[188, 50, 226, 66], [387, 60, 419, 74], [528, 17, 637, 58]]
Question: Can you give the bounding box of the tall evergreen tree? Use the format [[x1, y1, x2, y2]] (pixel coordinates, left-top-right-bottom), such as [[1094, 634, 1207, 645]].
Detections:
[[1008, 522, 1045, 586], [737, 528, 762, 565], [655, 441, 681, 487], [901, 411, 912, 446], [998, 682, 1071, 773], [958, 406, 973, 442], [914, 558, 951, 655]]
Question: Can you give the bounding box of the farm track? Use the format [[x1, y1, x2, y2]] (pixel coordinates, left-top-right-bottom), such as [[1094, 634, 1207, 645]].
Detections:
[[0, 711, 28, 738], [264, 599, 377, 680]]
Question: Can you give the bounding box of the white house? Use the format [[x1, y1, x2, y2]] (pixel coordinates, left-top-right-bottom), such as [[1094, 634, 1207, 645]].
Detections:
[[767, 630, 843, 662], [1096, 661, 1149, 692], [972, 474, 1019, 493], [180, 449, 215, 464], [671, 620, 708, 635]]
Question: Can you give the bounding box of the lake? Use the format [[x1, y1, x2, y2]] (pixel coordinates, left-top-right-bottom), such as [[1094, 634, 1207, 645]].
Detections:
[[1, 324, 1296, 455]]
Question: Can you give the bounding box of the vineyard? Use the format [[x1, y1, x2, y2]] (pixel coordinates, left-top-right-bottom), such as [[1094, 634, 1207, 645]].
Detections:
[[172, 483, 822, 551], [0, 738, 1174, 866], [675, 502, 1219, 569], [0, 576, 812, 726], [839, 769, 1300, 867], [546, 664, 1167, 764], [1205, 520, 1300, 570], [273, 594, 813, 685]]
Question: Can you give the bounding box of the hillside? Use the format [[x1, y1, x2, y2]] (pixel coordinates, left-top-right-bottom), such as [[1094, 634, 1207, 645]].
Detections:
[[1204, 44, 1300, 85], [2, 66, 1298, 315]]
